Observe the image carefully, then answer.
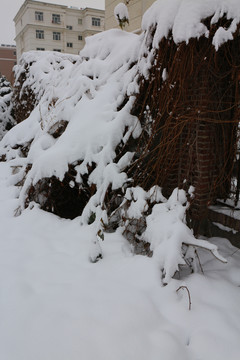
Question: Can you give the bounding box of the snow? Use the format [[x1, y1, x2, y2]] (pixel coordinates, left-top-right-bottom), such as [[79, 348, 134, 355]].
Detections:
[[14, 51, 79, 103], [0, 2, 240, 357], [142, 188, 227, 283], [0, 31, 141, 222], [0, 77, 15, 140], [142, 0, 240, 50], [114, 3, 129, 22], [1, 161, 240, 360], [0, 0, 238, 282], [213, 222, 238, 234], [209, 205, 240, 221], [1, 0, 240, 223], [126, 186, 148, 219]]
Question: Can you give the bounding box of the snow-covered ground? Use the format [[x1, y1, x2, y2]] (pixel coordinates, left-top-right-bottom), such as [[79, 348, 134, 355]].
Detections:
[[1, 161, 240, 360]]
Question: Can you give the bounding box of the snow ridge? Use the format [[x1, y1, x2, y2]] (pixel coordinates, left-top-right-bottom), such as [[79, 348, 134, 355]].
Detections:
[[142, 0, 240, 50]]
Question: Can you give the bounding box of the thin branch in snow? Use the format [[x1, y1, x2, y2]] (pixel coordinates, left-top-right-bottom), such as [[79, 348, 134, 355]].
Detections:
[[176, 286, 192, 311], [194, 248, 204, 274]]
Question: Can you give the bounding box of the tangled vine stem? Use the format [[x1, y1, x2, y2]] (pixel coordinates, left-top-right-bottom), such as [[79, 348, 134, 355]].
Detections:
[[176, 286, 192, 311], [128, 18, 240, 231]]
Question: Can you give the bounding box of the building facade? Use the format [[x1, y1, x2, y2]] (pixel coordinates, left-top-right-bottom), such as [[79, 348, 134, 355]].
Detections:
[[14, 0, 105, 61], [0, 45, 17, 84], [105, 0, 155, 33]]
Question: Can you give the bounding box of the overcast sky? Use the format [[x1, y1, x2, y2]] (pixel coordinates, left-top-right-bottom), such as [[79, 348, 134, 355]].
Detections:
[[0, 0, 105, 45]]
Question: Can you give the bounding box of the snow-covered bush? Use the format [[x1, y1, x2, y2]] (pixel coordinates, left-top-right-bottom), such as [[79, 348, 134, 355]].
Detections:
[[0, 30, 141, 217], [120, 186, 226, 283], [114, 3, 129, 29], [1, 0, 238, 280], [0, 75, 15, 140], [13, 51, 79, 123]]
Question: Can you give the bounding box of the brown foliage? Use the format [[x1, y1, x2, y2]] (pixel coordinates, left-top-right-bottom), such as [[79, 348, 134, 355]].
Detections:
[[12, 64, 38, 124], [26, 164, 96, 219], [128, 19, 240, 229]]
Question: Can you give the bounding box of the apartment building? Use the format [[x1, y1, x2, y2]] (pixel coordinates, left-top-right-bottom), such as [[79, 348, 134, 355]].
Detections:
[[14, 0, 105, 61], [105, 0, 155, 33], [0, 45, 17, 84]]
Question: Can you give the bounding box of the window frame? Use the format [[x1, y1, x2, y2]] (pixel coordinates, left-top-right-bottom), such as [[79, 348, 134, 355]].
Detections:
[[78, 35, 83, 41], [67, 42, 73, 48], [92, 17, 101, 27], [35, 11, 43, 21], [36, 30, 44, 39], [52, 14, 61, 24], [66, 25, 73, 30], [53, 31, 61, 41], [78, 18, 82, 25]]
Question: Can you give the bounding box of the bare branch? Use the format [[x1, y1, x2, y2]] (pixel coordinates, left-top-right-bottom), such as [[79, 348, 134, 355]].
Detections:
[[176, 286, 192, 310]]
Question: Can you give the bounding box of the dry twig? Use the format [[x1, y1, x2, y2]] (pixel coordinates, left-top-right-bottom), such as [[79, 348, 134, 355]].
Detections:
[[176, 286, 192, 311]]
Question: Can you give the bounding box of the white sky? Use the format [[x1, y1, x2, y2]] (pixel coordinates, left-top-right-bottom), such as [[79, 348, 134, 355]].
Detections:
[[0, 0, 105, 45]]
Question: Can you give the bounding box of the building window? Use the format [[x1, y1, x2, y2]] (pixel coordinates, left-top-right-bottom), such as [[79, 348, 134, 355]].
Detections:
[[78, 35, 83, 41], [35, 11, 43, 21], [66, 25, 72, 30], [53, 49, 61, 52], [36, 47, 45, 51], [36, 30, 44, 39], [53, 32, 61, 40], [67, 42, 73, 48], [92, 17, 101, 26], [13, 50, 16, 56], [78, 18, 82, 25], [52, 14, 61, 24]]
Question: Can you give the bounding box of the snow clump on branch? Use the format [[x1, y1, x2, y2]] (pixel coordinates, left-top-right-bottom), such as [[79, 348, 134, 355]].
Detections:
[[114, 3, 129, 29]]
